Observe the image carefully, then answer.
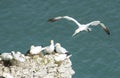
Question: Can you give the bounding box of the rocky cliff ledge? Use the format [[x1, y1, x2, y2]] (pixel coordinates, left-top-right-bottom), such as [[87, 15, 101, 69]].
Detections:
[[0, 52, 75, 78]]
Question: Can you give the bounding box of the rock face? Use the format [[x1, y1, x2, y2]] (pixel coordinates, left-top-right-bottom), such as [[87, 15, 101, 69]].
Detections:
[[0, 53, 75, 78]]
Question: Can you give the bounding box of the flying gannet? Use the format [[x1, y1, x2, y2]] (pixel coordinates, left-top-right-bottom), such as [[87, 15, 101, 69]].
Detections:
[[48, 16, 110, 36]]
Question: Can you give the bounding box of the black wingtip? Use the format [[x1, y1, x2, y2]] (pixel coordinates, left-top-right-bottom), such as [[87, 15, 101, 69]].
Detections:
[[100, 23, 110, 35], [65, 52, 71, 56], [48, 18, 57, 22], [104, 28, 110, 35], [107, 31, 110, 35]]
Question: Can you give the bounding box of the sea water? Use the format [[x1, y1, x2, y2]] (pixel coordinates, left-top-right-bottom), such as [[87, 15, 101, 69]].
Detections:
[[0, 0, 120, 78]]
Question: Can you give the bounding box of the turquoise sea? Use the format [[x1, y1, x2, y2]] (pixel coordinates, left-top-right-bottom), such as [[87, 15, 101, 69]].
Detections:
[[0, 0, 120, 78]]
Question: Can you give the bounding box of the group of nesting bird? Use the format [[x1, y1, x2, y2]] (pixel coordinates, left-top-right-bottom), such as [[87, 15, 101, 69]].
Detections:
[[48, 16, 110, 36], [27, 40, 69, 56], [0, 51, 26, 62], [0, 51, 27, 69], [0, 40, 69, 66]]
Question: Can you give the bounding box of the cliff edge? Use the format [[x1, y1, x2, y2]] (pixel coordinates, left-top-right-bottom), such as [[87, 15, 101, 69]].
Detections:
[[0, 52, 75, 78]]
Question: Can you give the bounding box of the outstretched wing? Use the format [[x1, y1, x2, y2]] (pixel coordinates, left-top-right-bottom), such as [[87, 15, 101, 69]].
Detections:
[[48, 16, 82, 27], [48, 16, 63, 22], [100, 23, 110, 35], [88, 21, 110, 35]]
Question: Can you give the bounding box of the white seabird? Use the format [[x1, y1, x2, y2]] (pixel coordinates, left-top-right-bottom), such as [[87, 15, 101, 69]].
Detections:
[[55, 43, 69, 55], [11, 51, 26, 62], [54, 53, 72, 62], [29, 45, 45, 55], [44, 40, 55, 54], [48, 16, 110, 36], [0, 52, 13, 67], [0, 53, 13, 61]]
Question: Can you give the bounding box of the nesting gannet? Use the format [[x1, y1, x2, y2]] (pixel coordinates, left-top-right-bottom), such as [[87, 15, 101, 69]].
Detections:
[[0, 52, 13, 66], [44, 40, 55, 54], [54, 53, 72, 62], [0, 53, 13, 61], [11, 51, 26, 62], [55, 43, 69, 55], [48, 16, 110, 36], [29, 45, 45, 55]]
